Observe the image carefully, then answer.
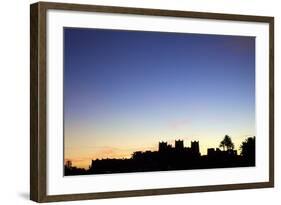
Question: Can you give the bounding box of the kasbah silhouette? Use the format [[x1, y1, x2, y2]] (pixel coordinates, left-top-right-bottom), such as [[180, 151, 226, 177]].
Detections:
[[65, 135, 255, 176]]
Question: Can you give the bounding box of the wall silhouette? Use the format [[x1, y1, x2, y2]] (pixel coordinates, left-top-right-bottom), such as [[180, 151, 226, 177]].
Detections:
[[65, 136, 255, 176]]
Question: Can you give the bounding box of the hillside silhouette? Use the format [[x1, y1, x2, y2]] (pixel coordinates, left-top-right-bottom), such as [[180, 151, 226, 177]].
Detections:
[[64, 136, 255, 176]]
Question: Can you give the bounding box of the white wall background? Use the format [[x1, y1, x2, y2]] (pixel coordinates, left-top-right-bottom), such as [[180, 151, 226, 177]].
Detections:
[[0, 0, 279, 204]]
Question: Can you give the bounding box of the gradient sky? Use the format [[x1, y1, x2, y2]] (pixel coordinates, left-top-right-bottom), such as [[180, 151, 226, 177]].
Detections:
[[64, 27, 255, 169]]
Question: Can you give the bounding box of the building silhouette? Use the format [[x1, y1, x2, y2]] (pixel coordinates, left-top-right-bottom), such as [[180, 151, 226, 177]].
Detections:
[[191, 141, 199, 154], [159, 141, 171, 152], [158, 140, 200, 155], [207, 148, 237, 158], [65, 137, 255, 176], [175, 140, 184, 150]]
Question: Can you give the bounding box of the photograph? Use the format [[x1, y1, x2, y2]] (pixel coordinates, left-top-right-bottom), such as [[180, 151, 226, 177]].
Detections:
[[63, 28, 256, 176], [30, 2, 274, 202]]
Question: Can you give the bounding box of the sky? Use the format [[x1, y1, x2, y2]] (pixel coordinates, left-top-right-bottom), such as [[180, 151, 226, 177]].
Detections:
[[64, 27, 255, 169]]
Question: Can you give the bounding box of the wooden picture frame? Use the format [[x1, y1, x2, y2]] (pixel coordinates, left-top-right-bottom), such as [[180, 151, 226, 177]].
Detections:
[[30, 1, 274, 202]]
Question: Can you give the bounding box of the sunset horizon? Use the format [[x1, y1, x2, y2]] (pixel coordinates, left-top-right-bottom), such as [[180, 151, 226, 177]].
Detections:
[[65, 135, 254, 169]]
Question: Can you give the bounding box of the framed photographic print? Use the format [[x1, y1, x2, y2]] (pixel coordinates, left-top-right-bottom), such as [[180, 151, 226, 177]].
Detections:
[[30, 1, 274, 202]]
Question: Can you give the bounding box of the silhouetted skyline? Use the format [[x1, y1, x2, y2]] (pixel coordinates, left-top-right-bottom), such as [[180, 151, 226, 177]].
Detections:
[[64, 28, 255, 169], [65, 136, 255, 175]]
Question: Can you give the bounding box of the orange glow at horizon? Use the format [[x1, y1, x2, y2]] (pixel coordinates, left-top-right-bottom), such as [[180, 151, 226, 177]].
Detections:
[[64, 134, 253, 169]]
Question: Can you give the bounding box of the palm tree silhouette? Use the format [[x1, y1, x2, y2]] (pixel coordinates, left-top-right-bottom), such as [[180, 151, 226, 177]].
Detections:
[[219, 135, 234, 151]]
